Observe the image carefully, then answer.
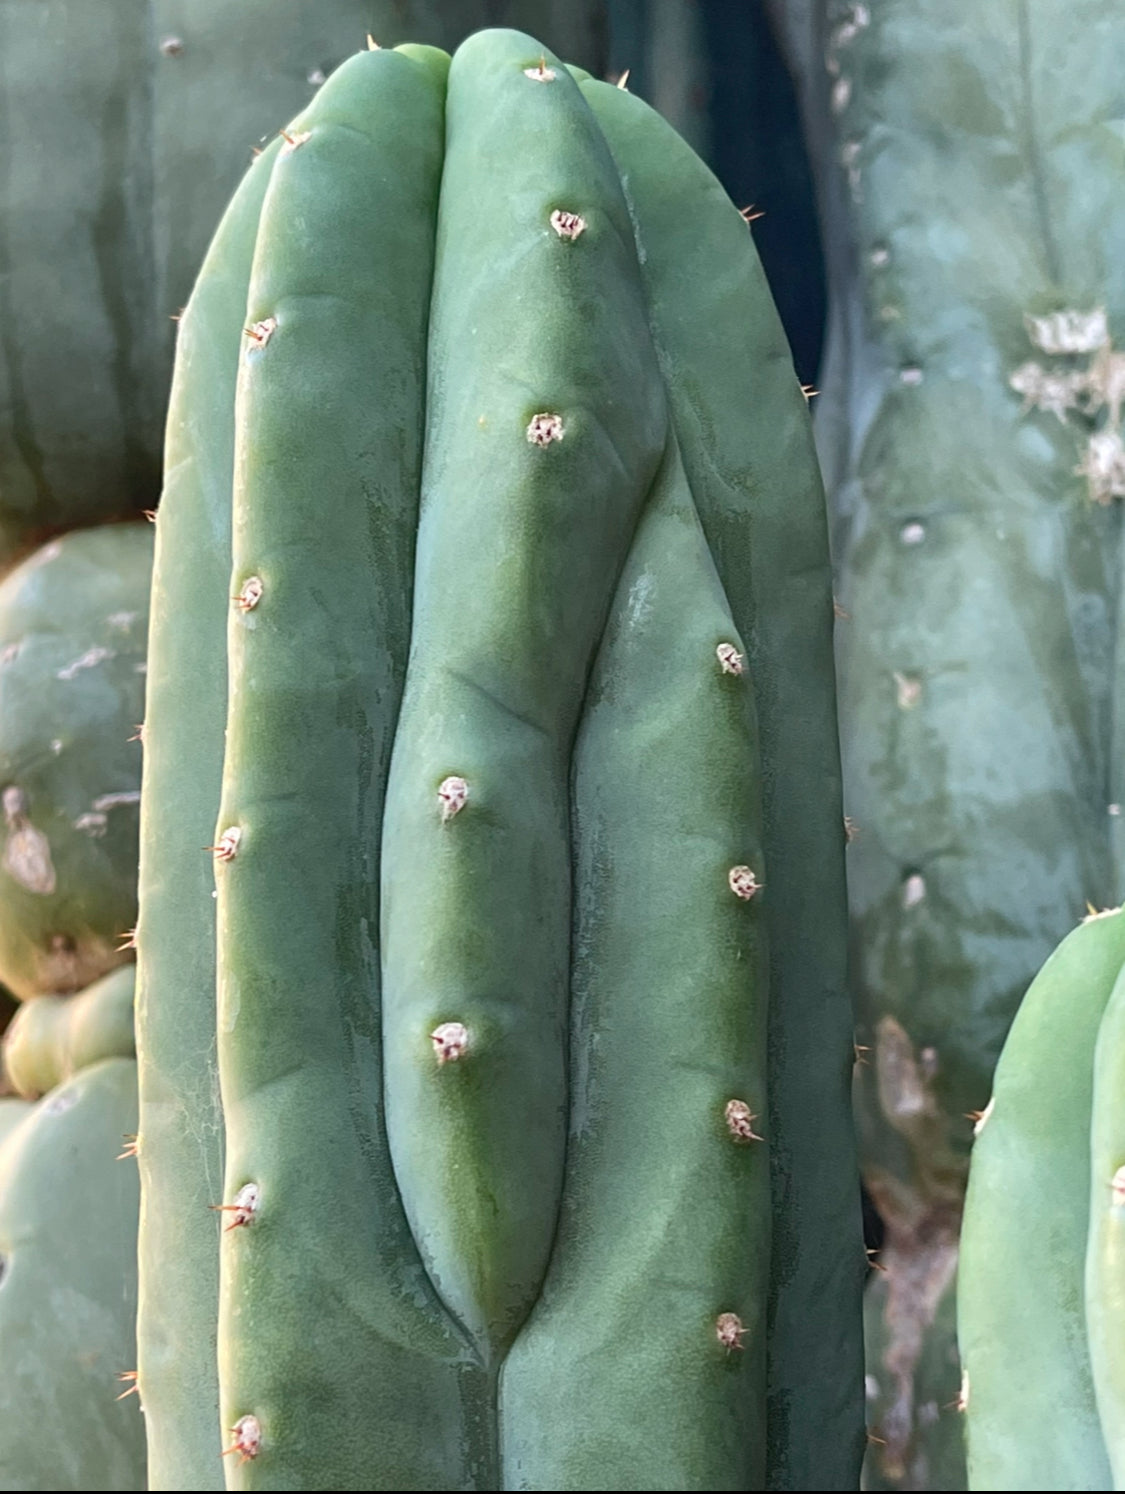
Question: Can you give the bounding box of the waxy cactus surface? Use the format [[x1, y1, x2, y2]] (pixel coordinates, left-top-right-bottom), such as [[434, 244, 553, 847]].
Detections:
[[0, 0, 606, 568], [960, 908, 1125, 1491], [136, 30, 863, 1491]]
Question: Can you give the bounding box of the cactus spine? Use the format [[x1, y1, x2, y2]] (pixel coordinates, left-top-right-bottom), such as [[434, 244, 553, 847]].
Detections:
[[137, 30, 862, 1489]]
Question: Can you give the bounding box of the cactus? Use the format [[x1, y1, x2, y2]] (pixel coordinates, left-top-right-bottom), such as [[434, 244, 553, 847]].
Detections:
[[0, 525, 151, 1000], [0, 1054, 143, 1491], [0, 2, 606, 568], [775, 2, 1125, 1481], [959, 908, 1125, 1490], [2, 963, 135, 1099], [136, 29, 863, 1490]]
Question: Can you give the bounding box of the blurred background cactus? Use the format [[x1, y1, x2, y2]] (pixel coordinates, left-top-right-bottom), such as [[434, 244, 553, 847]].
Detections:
[[777, 1, 1125, 1487]]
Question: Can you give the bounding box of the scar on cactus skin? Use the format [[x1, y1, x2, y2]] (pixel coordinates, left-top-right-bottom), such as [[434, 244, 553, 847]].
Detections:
[[716, 642, 743, 675], [728, 865, 761, 900], [211, 1182, 260, 1231], [244, 317, 277, 348], [526, 413, 564, 446], [725, 1100, 763, 1142], [715, 1312, 747, 1352], [234, 577, 263, 613], [116, 1370, 140, 1401], [437, 776, 469, 821], [222, 1415, 262, 1466], [207, 827, 241, 862], [431, 1022, 469, 1064], [550, 210, 586, 241]]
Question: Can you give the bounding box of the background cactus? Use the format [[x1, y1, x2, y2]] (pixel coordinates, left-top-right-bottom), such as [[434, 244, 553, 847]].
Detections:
[[0, 1, 606, 569], [776, 1, 1125, 1482], [136, 28, 863, 1491], [0, 525, 150, 1001], [959, 908, 1125, 1491], [2, 964, 135, 1100], [0, 1053, 142, 1492]]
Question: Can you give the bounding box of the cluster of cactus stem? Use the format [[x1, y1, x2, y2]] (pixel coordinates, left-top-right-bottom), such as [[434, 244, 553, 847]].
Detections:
[[776, 1, 1125, 1485], [135, 27, 863, 1493], [0, 528, 152, 1489]]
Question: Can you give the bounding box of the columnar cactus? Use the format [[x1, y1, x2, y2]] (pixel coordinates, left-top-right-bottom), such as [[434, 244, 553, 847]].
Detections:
[[959, 908, 1125, 1491], [0, 525, 151, 1000], [0, 965, 142, 1492], [136, 30, 863, 1490], [778, 1, 1125, 1482], [0, 1, 605, 567]]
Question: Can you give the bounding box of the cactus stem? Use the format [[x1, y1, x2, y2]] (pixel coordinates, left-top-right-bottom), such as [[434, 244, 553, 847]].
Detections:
[[210, 1182, 260, 1231], [116, 1134, 139, 1161], [715, 1312, 747, 1352], [206, 827, 242, 862], [550, 210, 586, 241], [524, 58, 556, 83], [437, 776, 469, 821], [222, 1415, 262, 1465], [1112, 1165, 1125, 1205], [728, 865, 761, 901], [716, 642, 744, 676], [244, 317, 277, 348], [431, 1022, 470, 1064], [234, 576, 264, 613], [526, 413, 564, 446], [115, 1371, 141, 1401], [724, 1099, 763, 1142]]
